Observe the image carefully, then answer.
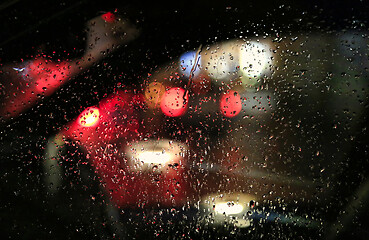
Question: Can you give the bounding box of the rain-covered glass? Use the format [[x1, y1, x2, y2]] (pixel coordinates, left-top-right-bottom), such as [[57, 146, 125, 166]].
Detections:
[[1, 1, 368, 239]]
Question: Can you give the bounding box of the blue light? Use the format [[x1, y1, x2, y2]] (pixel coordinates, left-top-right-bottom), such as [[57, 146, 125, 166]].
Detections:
[[179, 51, 202, 78]]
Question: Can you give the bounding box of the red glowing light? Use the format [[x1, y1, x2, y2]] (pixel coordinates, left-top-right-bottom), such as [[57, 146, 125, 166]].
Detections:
[[220, 90, 242, 118], [27, 59, 71, 92], [101, 12, 116, 23], [160, 87, 188, 117], [78, 107, 100, 127]]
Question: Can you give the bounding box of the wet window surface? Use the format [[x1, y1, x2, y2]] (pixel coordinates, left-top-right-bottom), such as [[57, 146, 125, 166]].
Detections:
[[1, 1, 369, 239]]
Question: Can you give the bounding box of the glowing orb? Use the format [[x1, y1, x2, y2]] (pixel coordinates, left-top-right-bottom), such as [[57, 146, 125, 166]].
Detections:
[[160, 87, 188, 117], [219, 90, 242, 118], [214, 202, 244, 215], [239, 41, 272, 80], [78, 107, 100, 127]]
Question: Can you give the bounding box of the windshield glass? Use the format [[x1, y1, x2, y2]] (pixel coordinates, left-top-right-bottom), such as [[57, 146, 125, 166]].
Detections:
[[1, 1, 368, 239]]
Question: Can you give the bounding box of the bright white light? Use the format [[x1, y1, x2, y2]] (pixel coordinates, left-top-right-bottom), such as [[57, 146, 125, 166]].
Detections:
[[138, 151, 172, 164], [78, 107, 100, 127], [214, 202, 244, 215], [126, 139, 187, 172], [13, 67, 25, 72], [239, 41, 272, 78]]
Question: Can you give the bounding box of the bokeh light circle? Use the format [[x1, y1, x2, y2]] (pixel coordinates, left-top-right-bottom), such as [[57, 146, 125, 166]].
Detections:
[[220, 90, 242, 118], [160, 87, 188, 117]]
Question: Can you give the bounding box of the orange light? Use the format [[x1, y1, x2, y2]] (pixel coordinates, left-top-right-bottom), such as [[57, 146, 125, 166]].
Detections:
[[145, 82, 165, 109], [160, 87, 188, 117], [78, 107, 100, 127], [220, 90, 242, 118]]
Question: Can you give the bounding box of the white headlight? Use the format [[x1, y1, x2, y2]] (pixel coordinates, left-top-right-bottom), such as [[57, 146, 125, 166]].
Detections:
[[214, 202, 244, 215], [138, 151, 172, 164], [125, 139, 187, 172], [239, 41, 273, 86]]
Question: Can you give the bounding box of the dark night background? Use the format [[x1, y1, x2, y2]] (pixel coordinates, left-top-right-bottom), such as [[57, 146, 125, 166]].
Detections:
[[1, 0, 369, 239]]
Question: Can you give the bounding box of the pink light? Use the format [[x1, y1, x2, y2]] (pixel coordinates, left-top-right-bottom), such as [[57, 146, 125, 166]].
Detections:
[[160, 87, 188, 117]]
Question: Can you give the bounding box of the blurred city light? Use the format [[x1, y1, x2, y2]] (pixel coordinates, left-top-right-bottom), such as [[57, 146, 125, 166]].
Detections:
[[126, 139, 187, 171], [202, 41, 239, 81], [78, 107, 100, 127], [214, 202, 244, 215], [239, 41, 272, 86], [144, 81, 165, 109], [220, 90, 242, 118], [101, 12, 116, 23], [160, 87, 188, 117], [179, 51, 202, 78], [138, 151, 172, 164]]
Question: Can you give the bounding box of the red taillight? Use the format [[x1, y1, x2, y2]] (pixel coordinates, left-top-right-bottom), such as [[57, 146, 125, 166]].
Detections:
[[78, 107, 100, 127], [220, 90, 242, 118], [101, 12, 116, 23], [160, 87, 188, 117]]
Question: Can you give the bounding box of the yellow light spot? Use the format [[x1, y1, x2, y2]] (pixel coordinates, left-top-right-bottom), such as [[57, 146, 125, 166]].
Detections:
[[79, 107, 100, 127]]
